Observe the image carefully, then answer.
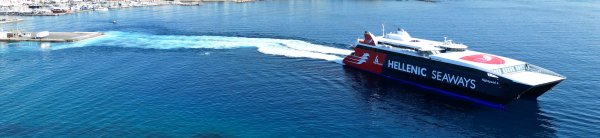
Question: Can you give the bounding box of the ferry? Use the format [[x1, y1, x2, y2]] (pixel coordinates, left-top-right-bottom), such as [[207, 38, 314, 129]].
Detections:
[[343, 27, 565, 107]]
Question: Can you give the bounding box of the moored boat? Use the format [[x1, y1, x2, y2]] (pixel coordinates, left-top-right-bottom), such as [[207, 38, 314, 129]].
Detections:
[[95, 7, 109, 11], [51, 8, 70, 13]]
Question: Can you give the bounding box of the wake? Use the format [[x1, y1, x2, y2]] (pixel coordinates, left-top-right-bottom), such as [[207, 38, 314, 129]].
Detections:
[[55, 31, 353, 64]]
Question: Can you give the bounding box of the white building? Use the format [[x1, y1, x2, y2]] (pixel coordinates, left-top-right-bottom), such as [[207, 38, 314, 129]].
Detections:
[[0, 0, 24, 6]]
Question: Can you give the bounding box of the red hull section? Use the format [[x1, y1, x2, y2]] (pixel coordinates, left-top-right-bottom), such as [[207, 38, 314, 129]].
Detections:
[[343, 48, 386, 74]]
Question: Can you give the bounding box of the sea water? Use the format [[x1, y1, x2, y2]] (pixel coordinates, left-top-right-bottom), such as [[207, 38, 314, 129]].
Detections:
[[1, 1, 599, 137]]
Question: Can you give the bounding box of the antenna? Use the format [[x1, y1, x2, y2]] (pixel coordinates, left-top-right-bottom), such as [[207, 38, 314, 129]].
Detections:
[[381, 23, 385, 36], [443, 36, 449, 45]]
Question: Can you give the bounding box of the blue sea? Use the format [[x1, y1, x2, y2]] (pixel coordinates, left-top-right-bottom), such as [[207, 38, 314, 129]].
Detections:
[[1, 0, 599, 137]]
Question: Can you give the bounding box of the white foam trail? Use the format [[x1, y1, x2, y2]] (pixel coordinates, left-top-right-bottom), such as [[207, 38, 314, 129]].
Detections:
[[54, 31, 353, 64]]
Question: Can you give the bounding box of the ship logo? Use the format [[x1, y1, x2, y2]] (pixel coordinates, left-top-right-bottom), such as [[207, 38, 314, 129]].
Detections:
[[356, 53, 369, 64], [373, 55, 383, 66], [460, 54, 505, 64]]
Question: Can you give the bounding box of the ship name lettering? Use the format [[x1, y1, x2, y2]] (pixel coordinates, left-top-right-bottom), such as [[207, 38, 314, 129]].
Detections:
[[387, 60, 427, 77], [431, 70, 477, 89], [481, 78, 499, 85]]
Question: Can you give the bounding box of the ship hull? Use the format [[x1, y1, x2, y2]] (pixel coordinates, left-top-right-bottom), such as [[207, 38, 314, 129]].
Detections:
[[343, 45, 562, 106]]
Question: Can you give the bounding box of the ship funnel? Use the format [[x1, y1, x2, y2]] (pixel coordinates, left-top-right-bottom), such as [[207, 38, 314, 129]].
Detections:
[[360, 31, 378, 46]]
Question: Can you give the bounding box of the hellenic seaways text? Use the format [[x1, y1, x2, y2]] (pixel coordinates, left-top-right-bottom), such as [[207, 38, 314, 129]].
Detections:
[[387, 60, 477, 89]]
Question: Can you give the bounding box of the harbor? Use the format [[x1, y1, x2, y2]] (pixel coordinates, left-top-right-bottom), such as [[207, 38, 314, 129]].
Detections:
[[0, 31, 103, 42], [0, 0, 168, 16], [0, 0, 257, 16]]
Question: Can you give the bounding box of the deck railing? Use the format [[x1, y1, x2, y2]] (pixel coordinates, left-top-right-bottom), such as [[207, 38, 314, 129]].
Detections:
[[491, 64, 564, 78], [524, 64, 565, 78]]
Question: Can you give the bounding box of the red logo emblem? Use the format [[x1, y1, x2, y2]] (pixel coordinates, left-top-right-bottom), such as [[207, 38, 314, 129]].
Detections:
[[460, 54, 505, 64]]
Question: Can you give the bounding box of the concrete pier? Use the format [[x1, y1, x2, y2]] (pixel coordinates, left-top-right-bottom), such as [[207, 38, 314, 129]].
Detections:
[[0, 18, 24, 24], [0, 32, 104, 42]]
